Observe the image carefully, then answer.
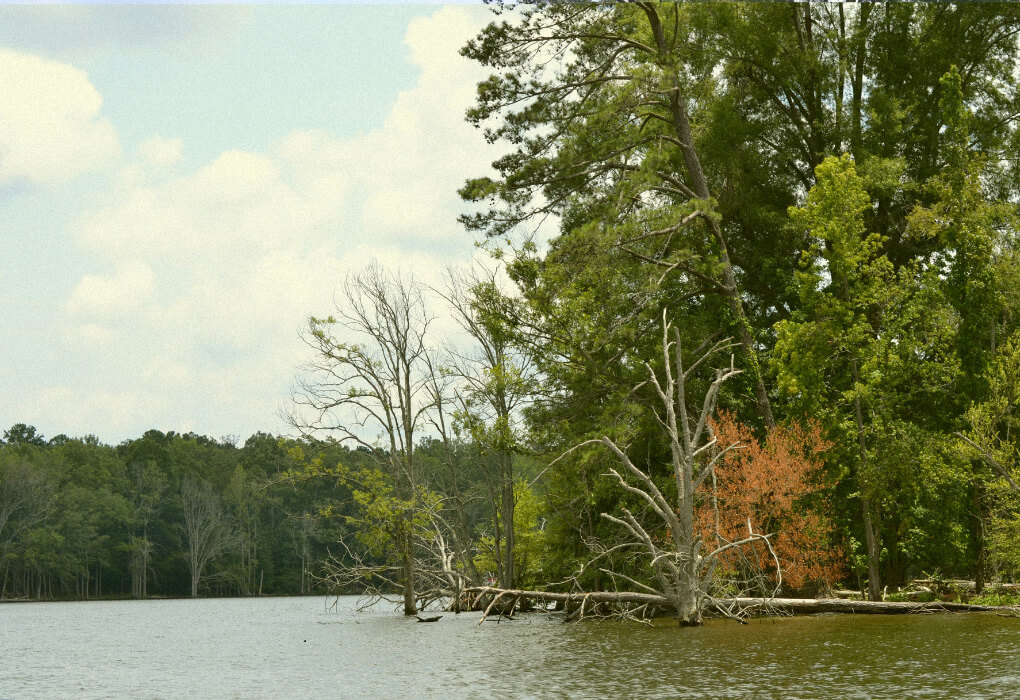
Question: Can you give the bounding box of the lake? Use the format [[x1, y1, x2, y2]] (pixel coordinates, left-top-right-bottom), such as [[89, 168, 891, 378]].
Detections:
[[2, 596, 1018, 698]]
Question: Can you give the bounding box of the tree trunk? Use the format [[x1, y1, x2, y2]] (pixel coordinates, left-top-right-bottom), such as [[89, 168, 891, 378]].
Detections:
[[675, 558, 702, 626], [851, 360, 882, 601], [849, 4, 872, 161], [973, 482, 986, 594], [734, 597, 999, 614], [862, 496, 882, 602], [401, 529, 417, 616], [501, 454, 515, 589], [467, 587, 1004, 620]]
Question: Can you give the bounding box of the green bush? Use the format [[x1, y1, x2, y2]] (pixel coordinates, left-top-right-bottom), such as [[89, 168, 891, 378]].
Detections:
[[970, 591, 1020, 607]]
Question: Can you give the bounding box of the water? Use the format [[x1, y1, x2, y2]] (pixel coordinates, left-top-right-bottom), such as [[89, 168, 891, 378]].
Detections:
[[2, 596, 1018, 698]]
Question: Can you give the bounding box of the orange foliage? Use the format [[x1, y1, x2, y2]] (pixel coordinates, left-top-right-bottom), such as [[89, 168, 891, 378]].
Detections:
[[698, 411, 844, 590]]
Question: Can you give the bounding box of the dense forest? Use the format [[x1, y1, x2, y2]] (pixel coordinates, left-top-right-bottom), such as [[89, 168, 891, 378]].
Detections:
[[0, 423, 521, 600], [0, 423, 341, 599], [5, 4, 1020, 623]]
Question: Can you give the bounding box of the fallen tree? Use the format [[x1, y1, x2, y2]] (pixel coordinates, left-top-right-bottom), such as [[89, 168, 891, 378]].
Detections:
[[465, 586, 1012, 623]]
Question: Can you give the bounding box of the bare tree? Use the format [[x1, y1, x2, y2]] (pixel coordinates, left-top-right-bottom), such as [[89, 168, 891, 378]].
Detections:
[[291, 513, 318, 595], [181, 476, 235, 598], [562, 313, 777, 625], [0, 456, 51, 598], [127, 460, 165, 598], [289, 264, 437, 615], [436, 265, 537, 589]]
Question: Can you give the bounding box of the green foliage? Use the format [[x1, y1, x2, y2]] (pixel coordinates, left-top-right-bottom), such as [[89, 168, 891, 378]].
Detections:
[[961, 332, 1020, 578], [773, 154, 976, 585], [970, 590, 1020, 607], [0, 429, 360, 599], [459, 3, 1020, 594], [2, 423, 46, 447], [473, 479, 547, 587]]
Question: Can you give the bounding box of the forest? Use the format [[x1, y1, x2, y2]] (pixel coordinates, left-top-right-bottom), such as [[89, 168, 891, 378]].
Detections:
[[0, 423, 341, 600], [4, 3, 1020, 624], [0, 422, 523, 601]]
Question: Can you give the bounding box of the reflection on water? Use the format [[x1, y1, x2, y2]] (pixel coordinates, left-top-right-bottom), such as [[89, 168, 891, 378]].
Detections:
[[1, 596, 1018, 698]]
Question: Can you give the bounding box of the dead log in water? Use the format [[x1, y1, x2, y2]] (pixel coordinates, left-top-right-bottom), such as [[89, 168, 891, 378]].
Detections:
[[729, 597, 999, 614], [464, 586, 1007, 622]]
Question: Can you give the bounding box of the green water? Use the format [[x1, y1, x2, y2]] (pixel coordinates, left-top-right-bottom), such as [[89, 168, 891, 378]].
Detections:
[[2, 596, 1017, 698]]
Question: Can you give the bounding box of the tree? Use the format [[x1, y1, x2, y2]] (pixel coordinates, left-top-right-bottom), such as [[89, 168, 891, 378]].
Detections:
[[462, 2, 776, 429], [563, 313, 774, 625], [126, 460, 166, 598], [438, 265, 537, 589], [472, 478, 547, 590], [461, 3, 1020, 600], [3, 424, 46, 447], [959, 332, 1020, 580], [462, 4, 1020, 452], [224, 465, 264, 595], [181, 476, 235, 597], [960, 334, 1020, 498], [290, 264, 438, 615], [0, 454, 51, 596], [705, 412, 842, 591], [774, 155, 959, 599]]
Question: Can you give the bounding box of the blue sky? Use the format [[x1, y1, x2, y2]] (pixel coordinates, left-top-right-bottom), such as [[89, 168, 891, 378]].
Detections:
[[0, 4, 497, 444]]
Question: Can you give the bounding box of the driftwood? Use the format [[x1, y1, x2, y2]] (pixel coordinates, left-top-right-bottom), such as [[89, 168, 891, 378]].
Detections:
[[833, 587, 935, 601], [465, 586, 1008, 622], [733, 597, 998, 614]]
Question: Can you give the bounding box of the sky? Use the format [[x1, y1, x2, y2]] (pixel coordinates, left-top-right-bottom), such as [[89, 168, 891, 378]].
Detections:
[[0, 3, 501, 445]]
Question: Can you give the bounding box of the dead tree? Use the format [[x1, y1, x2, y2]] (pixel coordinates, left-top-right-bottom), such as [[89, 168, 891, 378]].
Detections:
[[420, 351, 482, 589], [0, 456, 51, 598], [181, 476, 235, 598], [290, 264, 437, 616], [464, 586, 1008, 624], [563, 312, 777, 625], [420, 513, 474, 611]]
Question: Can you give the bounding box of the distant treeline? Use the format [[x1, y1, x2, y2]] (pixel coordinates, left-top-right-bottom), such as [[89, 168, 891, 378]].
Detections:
[[0, 423, 503, 600]]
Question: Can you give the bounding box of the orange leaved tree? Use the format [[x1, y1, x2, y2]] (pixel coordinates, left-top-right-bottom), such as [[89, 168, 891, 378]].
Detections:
[[701, 412, 844, 592]]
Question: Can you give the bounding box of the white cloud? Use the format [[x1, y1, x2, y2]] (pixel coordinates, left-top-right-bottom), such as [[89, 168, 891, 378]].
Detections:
[[0, 48, 119, 185], [14, 385, 165, 440], [56, 5, 498, 441], [63, 322, 115, 351], [66, 259, 154, 319], [352, 6, 494, 241], [77, 147, 347, 261], [138, 135, 183, 168]]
